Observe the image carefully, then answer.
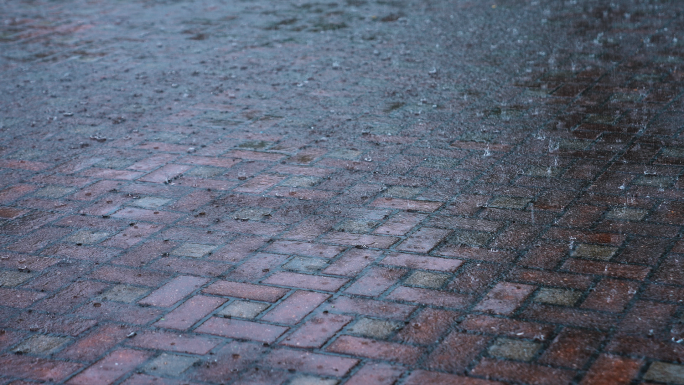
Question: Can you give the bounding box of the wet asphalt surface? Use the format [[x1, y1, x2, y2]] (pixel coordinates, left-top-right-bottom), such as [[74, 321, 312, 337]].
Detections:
[[1, 0, 684, 384]]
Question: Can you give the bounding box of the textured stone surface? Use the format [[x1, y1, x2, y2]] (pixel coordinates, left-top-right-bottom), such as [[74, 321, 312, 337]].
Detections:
[[0, 0, 682, 383]]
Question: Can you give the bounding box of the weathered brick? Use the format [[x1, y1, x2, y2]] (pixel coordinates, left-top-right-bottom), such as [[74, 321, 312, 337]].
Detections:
[[263, 272, 348, 292], [322, 249, 381, 276], [261, 290, 329, 324], [67, 348, 152, 385], [59, 324, 135, 361], [539, 328, 605, 369], [345, 267, 405, 296], [127, 331, 220, 355], [264, 348, 359, 377], [397, 227, 451, 253], [580, 354, 642, 385], [0, 354, 81, 382], [203, 280, 288, 302], [472, 358, 576, 385], [345, 362, 405, 385], [282, 313, 353, 348], [154, 295, 226, 330], [196, 317, 288, 343], [404, 370, 503, 385], [473, 282, 535, 315], [327, 335, 424, 365], [387, 286, 471, 308], [139, 276, 208, 307], [426, 331, 490, 372]]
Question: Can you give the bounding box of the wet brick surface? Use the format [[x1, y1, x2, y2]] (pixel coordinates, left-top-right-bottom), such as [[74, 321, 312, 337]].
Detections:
[[1, 0, 684, 384]]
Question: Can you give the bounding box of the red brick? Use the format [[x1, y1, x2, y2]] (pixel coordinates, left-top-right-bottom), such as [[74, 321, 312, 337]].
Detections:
[[196, 317, 288, 343], [606, 335, 684, 362], [0, 252, 59, 271], [102, 223, 162, 249], [3, 311, 97, 336], [395, 308, 461, 345], [556, 204, 604, 228], [320, 232, 399, 249], [261, 290, 329, 325], [113, 240, 178, 266], [90, 266, 172, 287], [652, 255, 684, 285], [426, 331, 489, 372], [6, 226, 71, 253], [448, 263, 505, 293], [580, 354, 642, 385], [561, 258, 650, 280], [472, 358, 576, 385], [508, 268, 593, 290], [127, 331, 221, 354], [0, 206, 27, 219], [154, 295, 226, 330], [0, 288, 45, 308], [281, 313, 353, 348], [327, 335, 424, 365], [405, 370, 504, 385], [149, 257, 227, 277], [139, 275, 209, 307], [460, 315, 555, 340], [438, 245, 516, 263], [75, 301, 164, 325], [0, 159, 51, 171], [371, 197, 443, 212], [544, 229, 625, 246], [0, 184, 38, 204], [521, 303, 619, 330], [263, 348, 359, 377], [234, 174, 285, 193], [178, 155, 240, 168], [345, 267, 405, 296], [397, 227, 451, 253], [37, 280, 109, 314], [225, 253, 288, 281], [374, 212, 428, 236], [581, 278, 639, 312], [227, 149, 285, 161], [59, 324, 135, 361], [617, 301, 676, 337], [325, 296, 416, 320], [345, 363, 405, 385], [138, 164, 191, 183], [271, 164, 332, 177], [42, 244, 119, 263], [387, 286, 471, 309], [641, 284, 684, 303], [120, 374, 195, 385], [67, 348, 152, 385], [128, 154, 179, 171], [539, 328, 606, 369], [473, 282, 535, 315], [492, 223, 541, 249], [381, 252, 463, 272], [0, 354, 81, 382], [0, 330, 25, 354], [203, 280, 288, 302], [186, 340, 266, 383], [208, 235, 267, 263], [281, 216, 337, 241], [518, 243, 568, 269], [71, 180, 123, 201], [263, 272, 348, 292], [269, 186, 336, 200], [82, 168, 144, 180], [264, 240, 345, 259], [322, 249, 382, 276], [112, 207, 183, 223]]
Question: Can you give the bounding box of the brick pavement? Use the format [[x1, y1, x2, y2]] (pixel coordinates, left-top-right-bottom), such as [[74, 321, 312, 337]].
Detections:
[[1, 0, 684, 384]]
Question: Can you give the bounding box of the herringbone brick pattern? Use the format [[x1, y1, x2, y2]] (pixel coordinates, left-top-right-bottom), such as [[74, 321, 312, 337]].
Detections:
[[1, 0, 683, 384]]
